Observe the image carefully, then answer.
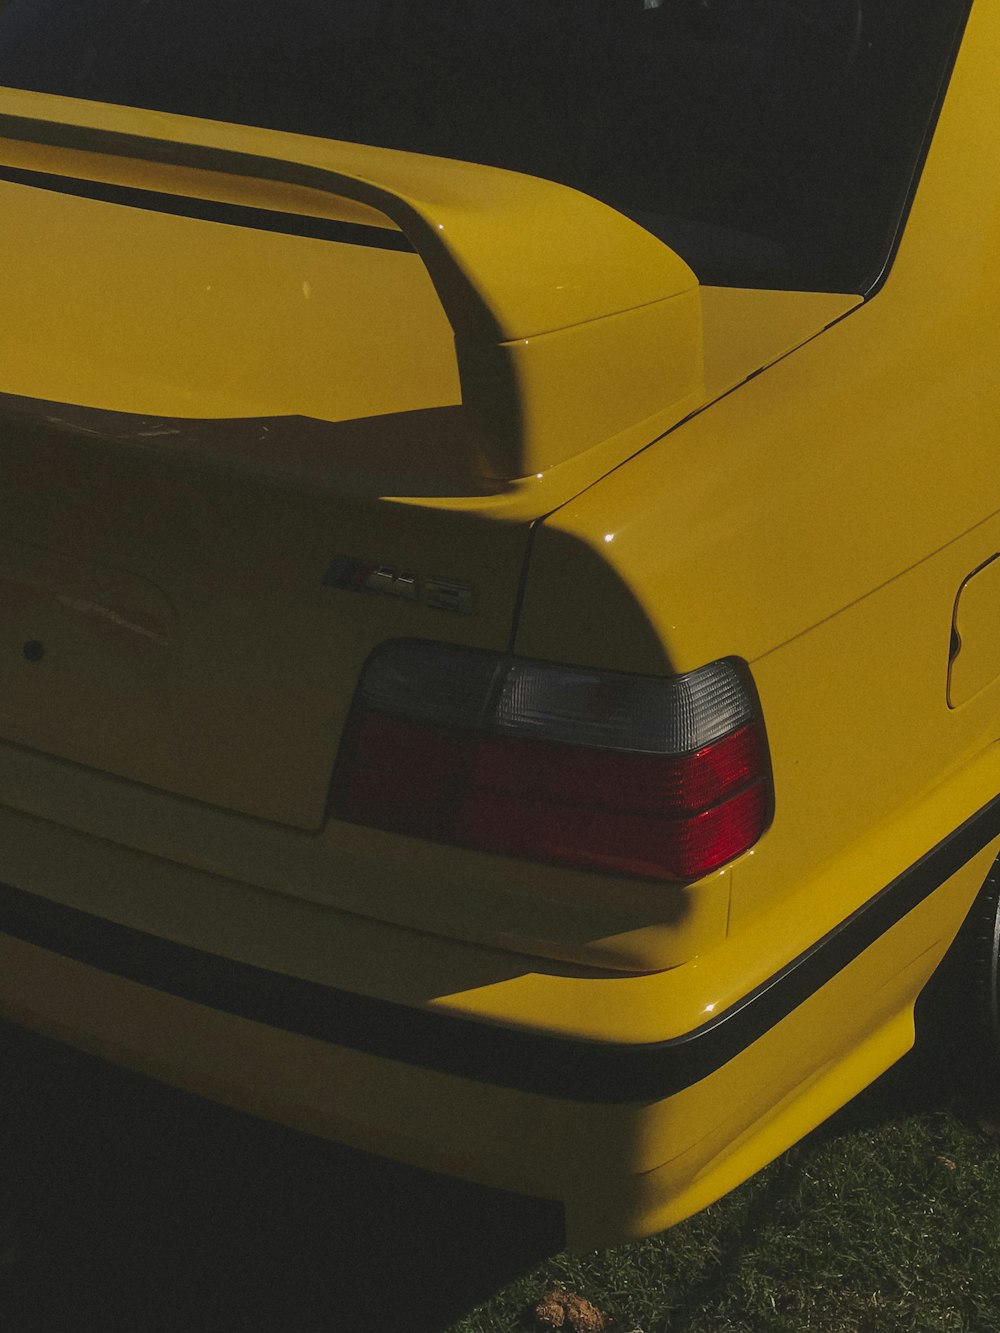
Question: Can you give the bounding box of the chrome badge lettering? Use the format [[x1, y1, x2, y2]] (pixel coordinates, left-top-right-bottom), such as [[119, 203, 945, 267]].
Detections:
[[322, 557, 474, 614]]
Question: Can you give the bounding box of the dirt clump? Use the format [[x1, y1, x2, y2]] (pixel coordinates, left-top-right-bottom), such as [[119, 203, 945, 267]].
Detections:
[[533, 1289, 607, 1331]]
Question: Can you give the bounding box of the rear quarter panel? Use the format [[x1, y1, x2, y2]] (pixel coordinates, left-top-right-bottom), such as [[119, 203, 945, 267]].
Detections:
[[516, 0, 1000, 955]]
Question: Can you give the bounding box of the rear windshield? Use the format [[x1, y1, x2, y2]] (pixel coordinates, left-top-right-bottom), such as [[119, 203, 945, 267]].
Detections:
[[0, 0, 972, 292]]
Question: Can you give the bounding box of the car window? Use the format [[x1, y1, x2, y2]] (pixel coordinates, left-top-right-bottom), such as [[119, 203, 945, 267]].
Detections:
[[0, 0, 972, 293]]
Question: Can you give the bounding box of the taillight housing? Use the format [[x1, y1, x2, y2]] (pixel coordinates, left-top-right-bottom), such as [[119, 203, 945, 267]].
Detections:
[[329, 641, 772, 881]]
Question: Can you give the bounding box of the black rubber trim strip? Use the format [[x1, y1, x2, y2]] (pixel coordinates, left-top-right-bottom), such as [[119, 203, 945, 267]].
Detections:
[[861, 0, 972, 298], [0, 164, 414, 252], [1, 793, 997, 1104]]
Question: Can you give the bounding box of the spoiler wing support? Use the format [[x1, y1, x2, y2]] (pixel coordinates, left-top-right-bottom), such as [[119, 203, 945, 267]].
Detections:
[[0, 86, 703, 480]]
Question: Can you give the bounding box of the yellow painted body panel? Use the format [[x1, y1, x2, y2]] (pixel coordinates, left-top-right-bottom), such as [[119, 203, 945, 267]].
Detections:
[[0, 827, 991, 1251], [0, 86, 703, 479], [0, 0, 996, 1250], [515, 0, 1000, 950], [699, 286, 860, 401], [0, 92, 861, 968], [949, 555, 1000, 707], [0, 177, 460, 424], [3, 730, 999, 1046]]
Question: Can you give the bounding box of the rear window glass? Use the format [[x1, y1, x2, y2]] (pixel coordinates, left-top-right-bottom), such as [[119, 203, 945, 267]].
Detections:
[[0, 0, 972, 292]]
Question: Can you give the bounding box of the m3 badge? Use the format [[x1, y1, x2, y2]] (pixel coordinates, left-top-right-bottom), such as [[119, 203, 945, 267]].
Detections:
[[322, 556, 475, 615]]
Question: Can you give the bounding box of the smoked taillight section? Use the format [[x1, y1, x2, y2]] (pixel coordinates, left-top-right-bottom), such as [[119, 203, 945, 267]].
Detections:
[[329, 642, 772, 880]]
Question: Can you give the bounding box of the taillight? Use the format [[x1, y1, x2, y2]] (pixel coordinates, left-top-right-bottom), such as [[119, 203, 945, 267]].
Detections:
[[329, 641, 772, 880]]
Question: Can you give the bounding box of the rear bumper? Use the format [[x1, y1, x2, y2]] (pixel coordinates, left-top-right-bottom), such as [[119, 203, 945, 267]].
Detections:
[[3, 782, 1000, 1101], [1, 798, 997, 1247]]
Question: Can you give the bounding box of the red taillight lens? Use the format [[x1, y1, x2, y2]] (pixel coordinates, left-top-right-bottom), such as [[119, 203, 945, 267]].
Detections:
[[457, 770, 768, 879], [329, 642, 772, 881], [469, 724, 764, 814]]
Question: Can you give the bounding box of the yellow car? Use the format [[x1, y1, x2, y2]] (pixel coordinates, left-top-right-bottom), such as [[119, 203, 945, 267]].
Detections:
[[0, 0, 992, 1247]]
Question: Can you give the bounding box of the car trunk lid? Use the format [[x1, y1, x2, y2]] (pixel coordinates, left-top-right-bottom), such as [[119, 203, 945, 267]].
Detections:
[[0, 86, 859, 892]]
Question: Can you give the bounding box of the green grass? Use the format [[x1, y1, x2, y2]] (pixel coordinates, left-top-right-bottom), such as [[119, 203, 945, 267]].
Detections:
[[449, 1093, 1000, 1332], [3, 1018, 1000, 1332], [443, 965, 1000, 1333]]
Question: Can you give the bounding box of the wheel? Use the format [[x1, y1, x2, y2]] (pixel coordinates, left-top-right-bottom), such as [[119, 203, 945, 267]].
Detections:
[[959, 858, 1000, 1062], [919, 855, 1000, 1097]]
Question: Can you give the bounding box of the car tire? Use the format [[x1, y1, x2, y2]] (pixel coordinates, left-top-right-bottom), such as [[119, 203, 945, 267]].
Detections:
[[922, 855, 1000, 1097]]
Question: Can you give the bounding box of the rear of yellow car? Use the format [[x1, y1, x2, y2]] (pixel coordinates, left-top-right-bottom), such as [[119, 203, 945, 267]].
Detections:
[[0, 0, 995, 1247]]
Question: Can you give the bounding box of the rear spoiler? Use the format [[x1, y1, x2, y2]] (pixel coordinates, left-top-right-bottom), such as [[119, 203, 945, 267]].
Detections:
[[0, 86, 703, 480]]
